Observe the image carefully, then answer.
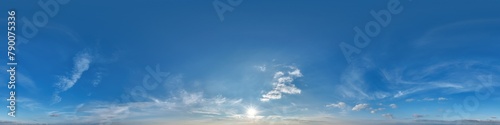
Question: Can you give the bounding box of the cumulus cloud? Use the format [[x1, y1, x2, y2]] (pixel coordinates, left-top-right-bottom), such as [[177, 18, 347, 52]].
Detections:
[[389, 104, 397, 109], [352, 103, 369, 111], [261, 66, 303, 102], [53, 52, 92, 104], [288, 67, 303, 77], [326, 102, 347, 109]]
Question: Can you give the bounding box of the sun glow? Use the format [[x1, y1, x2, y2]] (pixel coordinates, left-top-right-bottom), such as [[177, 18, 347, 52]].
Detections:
[[246, 107, 258, 118]]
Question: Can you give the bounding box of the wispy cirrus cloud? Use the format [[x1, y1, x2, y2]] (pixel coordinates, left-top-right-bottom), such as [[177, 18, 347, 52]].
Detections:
[[53, 51, 92, 104], [17, 97, 42, 111], [337, 58, 392, 100], [17, 72, 37, 91], [383, 61, 500, 98], [45, 89, 244, 124], [92, 71, 103, 87], [404, 97, 449, 103]]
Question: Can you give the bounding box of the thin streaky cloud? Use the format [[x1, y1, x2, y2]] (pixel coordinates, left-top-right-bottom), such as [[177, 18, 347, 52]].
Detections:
[[53, 52, 92, 104]]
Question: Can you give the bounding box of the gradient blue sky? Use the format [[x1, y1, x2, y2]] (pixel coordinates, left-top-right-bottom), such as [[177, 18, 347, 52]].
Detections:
[[1, 0, 500, 124]]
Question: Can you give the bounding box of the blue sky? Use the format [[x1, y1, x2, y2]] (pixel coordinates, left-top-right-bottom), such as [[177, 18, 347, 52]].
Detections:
[[1, 0, 500, 124]]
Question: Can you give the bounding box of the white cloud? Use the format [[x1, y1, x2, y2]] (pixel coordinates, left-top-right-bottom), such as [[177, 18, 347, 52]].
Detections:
[[370, 108, 385, 114], [255, 65, 266, 72], [274, 71, 284, 78], [46, 90, 244, 124], [393, 88, 426, 98], [338, 64, 371, 99], [326, 102, 347, 109], [382, 113, 393, 119], [389, 104, 397, 109], [180, 90, 203, 105], [413, 19, 500, 47], [394, 91, 405, 98], [261, 66, 303, 102], [383, 61, 500, 99], [374, 92, 390, 99], [352, 103, 369, 111], [53, 52, 92, 104], [277, 76, 293, 83], [56, 52, 92, 91], [52, 94, 62, 104], [438, 97, 448, 101], [17, 97, 42, 111], [83, 104, 130, 121], [406, 98, 446, 102], [260, 90, 281, 102], [288, 67, 303, 77], [423, 98, 435, 101], [92, 72, 103, 87], [337, 59, 398, 100]]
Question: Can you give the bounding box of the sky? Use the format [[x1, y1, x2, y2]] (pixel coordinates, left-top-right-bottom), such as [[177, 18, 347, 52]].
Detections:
[[0, 0, 500, 124]]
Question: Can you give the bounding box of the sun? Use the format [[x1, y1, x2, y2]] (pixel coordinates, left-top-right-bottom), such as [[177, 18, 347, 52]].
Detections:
[[246, 107, 258, 117]]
